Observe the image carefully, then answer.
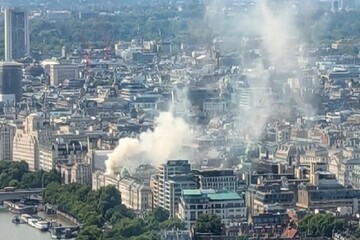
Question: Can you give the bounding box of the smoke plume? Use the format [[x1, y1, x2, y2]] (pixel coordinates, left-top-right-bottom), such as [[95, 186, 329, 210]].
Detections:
[[105, 112, 192, 175]]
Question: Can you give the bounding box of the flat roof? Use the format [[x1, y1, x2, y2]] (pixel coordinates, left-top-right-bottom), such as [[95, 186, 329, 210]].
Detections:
[[207, 192, 242, 201], [182, 189, 242, 201]]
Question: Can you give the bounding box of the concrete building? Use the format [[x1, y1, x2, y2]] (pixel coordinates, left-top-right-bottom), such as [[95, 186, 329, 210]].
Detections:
[[246, 180, 296, 216], [4, 8, 30, 61], [39, 140, 88, 172], [92, 171, 150, 211], [193, 169, 239, 192], [58, 162, 91, 185], [0, 62, 23, 103], [297, 162, 360, 214], [329, 150, 360, 186], [118, 176, 151, 211], [150, 160, 197, 217], [299, 146, 328, 166], [49, 64, 79, 86], [0, 119, 16, 161], [13, 113, 52, 171], [178, 189, 246, 229], [202, 98, 227, 115]]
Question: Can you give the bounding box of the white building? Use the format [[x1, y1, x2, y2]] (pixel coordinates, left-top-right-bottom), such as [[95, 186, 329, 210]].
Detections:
[[118, 177, 150, 211], [92, 171, 150, 211], [0, 120, 16, 161], [150, 160, 197, 217], [49, 64, 79, 86], [193, 169, 239, 192], [178, 189, 246, 229], [13, 113, 52, 171]]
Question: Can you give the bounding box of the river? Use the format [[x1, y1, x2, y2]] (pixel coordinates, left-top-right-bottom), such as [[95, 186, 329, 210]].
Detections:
[[0, 211, 51, 240], [0, 210, 75, 240]]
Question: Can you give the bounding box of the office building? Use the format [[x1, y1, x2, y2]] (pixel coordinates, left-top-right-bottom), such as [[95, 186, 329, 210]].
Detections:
[[150, 160, 197, 217], [4, 8, 30, 61], [13, 113, 52, 171], [0, 119, 16, 161], [297, 162, 360, 214], [39, 140, 88, 172], [92, 171, 150, 211], [49, 64, 79, 86], [193, 169, 239, 192], [0, 62, 23, 103], [178, 189, 246, 229]]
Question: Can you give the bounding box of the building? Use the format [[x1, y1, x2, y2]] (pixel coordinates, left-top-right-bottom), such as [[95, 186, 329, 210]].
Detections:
[[49, 64, 79, 86], [150, 160, 197, 217], [299, 146, 328, 166], [297, 162, 360, 214], [118, 176, 151, 211], [58, 162, 91, 185], [13, 113, 52, 171], [202, 98, 227, 115], [4, 8, 30, 61], [92, 171, 150, 211], [0, 62, 23, 103], [178, 189, 246, 229], [246, 181, 296, 216], [0, 119, 16, 161], [39, 140, 88, 172], [193, 169, 239, 192]]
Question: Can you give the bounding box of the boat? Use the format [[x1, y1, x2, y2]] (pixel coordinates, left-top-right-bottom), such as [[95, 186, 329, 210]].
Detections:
[[35, 220, 50, 231], [27, 218, 38, 228], [20, 214, 32, 223]]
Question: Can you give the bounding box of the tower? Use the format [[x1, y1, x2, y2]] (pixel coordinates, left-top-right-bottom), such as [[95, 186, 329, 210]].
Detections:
[[4, 8, 30, 61], [0, 62, 23, 103]]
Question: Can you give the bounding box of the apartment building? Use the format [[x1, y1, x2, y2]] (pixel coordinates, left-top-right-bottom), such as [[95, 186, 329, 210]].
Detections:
[[178, 189, 246, 229], [150, 160, 197, 217]]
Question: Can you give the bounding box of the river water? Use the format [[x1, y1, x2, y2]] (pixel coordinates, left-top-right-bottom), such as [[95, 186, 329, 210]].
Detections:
[[0, 210, 75, 240], [0, 211, 51, 240]]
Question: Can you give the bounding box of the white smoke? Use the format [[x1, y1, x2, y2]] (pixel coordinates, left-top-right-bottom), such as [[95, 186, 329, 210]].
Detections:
[[105, 112, 192, 175]]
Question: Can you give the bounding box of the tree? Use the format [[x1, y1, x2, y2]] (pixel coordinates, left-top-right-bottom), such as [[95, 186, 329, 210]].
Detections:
[[77, 225, 102, 240], [151, 207, 169, 222], [195, 214, 223, 235], [298, 213, 345, 237]]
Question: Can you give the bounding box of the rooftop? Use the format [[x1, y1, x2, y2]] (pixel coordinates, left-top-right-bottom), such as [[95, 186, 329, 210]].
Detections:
[[182, 189, 242, 201]]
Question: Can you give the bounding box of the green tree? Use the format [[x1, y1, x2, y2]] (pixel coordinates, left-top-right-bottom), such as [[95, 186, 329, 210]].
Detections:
[[195, 214, 223, 235], [151, 207, 169, 222], [298, 213, 344, 237]]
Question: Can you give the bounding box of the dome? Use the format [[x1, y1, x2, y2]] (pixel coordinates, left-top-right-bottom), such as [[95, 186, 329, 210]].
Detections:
[[120, 167, 130, 178]]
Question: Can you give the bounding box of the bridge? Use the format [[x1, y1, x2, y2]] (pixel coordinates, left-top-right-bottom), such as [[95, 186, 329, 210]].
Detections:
[[0, 188, 43, 201]]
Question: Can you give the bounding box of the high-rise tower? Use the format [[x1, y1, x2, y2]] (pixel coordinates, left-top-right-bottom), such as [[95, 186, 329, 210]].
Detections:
[[4, 8, 30, 61], [0, 62, 23, 103]]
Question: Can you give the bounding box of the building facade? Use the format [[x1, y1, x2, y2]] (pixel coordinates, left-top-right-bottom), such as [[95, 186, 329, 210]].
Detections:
[[13, 113, 52, 171], [150, 160, 197, 217], [0, 62, 23, 103], [4, 8, 30, 61], [0, 120, 16, 161], [49, 64, 79, 86], [178, 189, 246, 229]]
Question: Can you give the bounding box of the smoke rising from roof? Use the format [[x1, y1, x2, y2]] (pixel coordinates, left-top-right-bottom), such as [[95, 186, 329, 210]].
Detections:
[[105, 112, 192, 175]]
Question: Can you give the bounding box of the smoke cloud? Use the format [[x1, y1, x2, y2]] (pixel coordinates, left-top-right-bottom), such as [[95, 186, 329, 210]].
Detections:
[[207, 0, 315, 141], [105, 112, 192, 175]]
